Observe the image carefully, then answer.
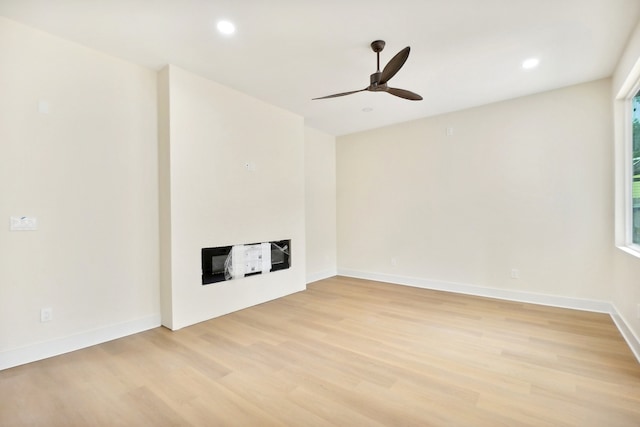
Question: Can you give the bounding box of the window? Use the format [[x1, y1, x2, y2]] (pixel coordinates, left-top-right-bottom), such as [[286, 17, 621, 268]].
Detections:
[[615, 76, 640, 256], [618, 88, 640, 255], [634, 92, 640, 245]]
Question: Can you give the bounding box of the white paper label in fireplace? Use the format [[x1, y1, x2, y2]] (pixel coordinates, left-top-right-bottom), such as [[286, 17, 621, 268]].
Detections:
[[230, 243, 272, 279]]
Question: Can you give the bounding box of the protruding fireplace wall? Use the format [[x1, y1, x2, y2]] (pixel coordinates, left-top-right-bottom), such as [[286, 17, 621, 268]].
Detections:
[[158, 65, 306, 330]]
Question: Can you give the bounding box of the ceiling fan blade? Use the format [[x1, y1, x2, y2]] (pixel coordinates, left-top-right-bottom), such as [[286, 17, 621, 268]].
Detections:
[[379, 46, 410, 84], [312, 88, 367, 100], [386, 87, 423, 101]]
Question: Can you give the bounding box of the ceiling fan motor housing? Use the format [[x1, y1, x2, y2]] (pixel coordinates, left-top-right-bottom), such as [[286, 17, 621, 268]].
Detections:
[[370, 71, 382, 86]]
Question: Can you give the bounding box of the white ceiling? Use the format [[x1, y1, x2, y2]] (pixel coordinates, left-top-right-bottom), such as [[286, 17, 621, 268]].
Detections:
[[1, 0, 639, 136]]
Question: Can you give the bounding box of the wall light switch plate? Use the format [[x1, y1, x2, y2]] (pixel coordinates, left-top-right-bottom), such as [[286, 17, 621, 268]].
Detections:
[[10, 216, 37, 231], [40, 307, 52, 322], [38, 100, 50, 114]]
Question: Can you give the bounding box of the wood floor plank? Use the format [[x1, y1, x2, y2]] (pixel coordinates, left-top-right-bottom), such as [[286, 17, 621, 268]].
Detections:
[[1, 276, 639, 426]]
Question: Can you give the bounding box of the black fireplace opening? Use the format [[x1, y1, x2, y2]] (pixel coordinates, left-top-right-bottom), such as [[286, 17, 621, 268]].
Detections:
[[201, 239, 291, 285]]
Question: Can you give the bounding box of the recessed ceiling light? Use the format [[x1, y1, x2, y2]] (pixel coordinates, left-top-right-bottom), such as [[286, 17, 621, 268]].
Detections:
[[217, 20, 236, 35], [522, 58, 540, 70]]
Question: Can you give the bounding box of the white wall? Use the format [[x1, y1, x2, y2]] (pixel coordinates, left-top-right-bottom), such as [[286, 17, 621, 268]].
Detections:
[[337, 79, 614, 304], [304, 126, 337, 283], [159, 65, 306, 330], [0, 17, 160, 369], [611, 19, 640, 355]]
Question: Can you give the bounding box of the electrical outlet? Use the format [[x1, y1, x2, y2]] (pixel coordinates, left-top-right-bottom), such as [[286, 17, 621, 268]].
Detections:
[[637, 304, 640, 319], [511, 268, 520, 279], [40, 307, 53, 322], [391, 257, 398, 267]]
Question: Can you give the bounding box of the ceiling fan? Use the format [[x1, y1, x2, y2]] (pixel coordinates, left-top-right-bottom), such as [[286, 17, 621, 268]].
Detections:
[[313, 40, 423, 101]]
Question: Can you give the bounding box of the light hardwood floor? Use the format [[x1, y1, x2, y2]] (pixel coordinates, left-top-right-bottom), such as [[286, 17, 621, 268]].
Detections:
[[1, 276, 640, 426]]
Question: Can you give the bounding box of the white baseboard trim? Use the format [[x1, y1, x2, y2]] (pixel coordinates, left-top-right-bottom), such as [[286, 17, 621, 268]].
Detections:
[[0, 314, 161, 371], [306, 268, 337, 284], [610, 306, 640, 363], [338, 268, 640, 363], [338, 269, 612, 312]]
